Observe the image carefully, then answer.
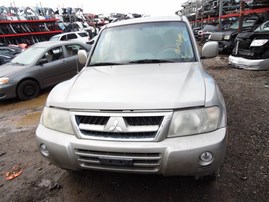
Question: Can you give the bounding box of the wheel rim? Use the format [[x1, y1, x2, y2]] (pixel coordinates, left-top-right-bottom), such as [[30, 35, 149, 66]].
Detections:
[[23, 85, 35, 97]]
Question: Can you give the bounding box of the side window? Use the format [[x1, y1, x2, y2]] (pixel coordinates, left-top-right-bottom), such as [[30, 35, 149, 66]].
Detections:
[[65, 44, 87, 57], [60, 35, 67, 41], [67, 34, 77, 40], [77, 32, 88, 37], [43, 46, 64, 62]]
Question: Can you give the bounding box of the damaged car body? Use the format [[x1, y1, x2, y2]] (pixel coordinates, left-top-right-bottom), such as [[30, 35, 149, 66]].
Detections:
[[209, 14, 264, 53], [36, 16, 227, 178], [229, 20, 269, 70]]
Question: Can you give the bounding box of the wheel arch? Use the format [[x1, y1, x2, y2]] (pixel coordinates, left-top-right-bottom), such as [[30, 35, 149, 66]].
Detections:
[[16, 77, 41, 89], [16, 77, 41, 98]]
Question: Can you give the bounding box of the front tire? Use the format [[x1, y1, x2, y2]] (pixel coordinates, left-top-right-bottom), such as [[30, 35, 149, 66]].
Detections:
[[17, 80, 40, 100]]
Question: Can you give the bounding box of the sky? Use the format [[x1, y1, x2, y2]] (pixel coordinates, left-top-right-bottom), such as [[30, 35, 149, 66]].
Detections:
[[2, 0, 185, 16]]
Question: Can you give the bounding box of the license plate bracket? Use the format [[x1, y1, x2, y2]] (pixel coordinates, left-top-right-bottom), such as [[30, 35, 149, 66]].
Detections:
[[99, 157, 133, 167]]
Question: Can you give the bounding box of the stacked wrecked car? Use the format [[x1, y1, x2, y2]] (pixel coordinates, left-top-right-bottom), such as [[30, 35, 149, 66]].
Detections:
[[229, 20, 269, 70]]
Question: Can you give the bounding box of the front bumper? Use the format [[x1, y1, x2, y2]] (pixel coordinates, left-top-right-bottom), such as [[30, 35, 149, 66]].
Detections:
[[0, 83, 17, 100], [36, 124, 227, 176], [218, 41, 234, 53], [229, 55, 269, 70]]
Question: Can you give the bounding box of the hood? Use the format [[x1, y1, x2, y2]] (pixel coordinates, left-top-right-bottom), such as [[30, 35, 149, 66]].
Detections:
[[47, 63, 206, 110], [236, 31, 255, 40], [252, 31, 269, 40], [0, 63, 24, 77], [217, 30, 237, 35]]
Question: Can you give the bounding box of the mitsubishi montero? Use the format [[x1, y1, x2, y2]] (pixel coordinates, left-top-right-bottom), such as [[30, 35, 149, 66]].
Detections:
[[36, 16, 227, 178]]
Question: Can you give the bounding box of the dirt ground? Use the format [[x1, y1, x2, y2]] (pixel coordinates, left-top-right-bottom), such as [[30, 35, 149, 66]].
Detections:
[[0, 56, 268, 202]]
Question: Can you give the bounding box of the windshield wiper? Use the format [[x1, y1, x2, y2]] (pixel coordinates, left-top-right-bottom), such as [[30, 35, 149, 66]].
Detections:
[[128, 59, 176, 64], [10, 62, 25, 66], [89, 62, 126, 66], [89, 59, 177, 66]]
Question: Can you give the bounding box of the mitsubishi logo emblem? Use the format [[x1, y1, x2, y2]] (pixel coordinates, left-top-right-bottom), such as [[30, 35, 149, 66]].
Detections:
[[108, 119, 123, 132]]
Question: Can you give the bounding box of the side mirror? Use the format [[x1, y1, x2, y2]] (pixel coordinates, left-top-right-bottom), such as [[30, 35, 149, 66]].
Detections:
[[38, 58, 48, 65], [201, 41, 219, 58], [77, 50, 87, 65]]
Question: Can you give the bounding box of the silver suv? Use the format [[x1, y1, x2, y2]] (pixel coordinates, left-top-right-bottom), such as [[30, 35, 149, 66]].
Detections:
[[36, 16, 227, 178], [49, 31, 90, 44]]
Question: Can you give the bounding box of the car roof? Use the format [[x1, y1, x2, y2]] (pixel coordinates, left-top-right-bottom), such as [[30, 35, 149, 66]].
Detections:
[[51, 31, 88, 38], [106, 16, 186, 28], [31, 41, 87, 48]]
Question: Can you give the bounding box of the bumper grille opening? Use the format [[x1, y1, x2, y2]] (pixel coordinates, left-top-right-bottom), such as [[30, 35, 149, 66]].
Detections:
[[197, 164, 212, 172], [74, 149, 162, 172]]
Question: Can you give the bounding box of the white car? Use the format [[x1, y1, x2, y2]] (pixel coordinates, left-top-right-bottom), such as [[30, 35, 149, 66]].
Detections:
[[50, 31, 90, 44]]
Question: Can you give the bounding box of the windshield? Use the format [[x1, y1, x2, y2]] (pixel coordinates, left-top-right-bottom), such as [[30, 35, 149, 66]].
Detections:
[[203, 25, 217, 32], [50, 36, 60, 41], [89, 21, 195, 66], [230, 20, 256, 29], [255, 21, 269, 32], [10, 47, 46, 65]]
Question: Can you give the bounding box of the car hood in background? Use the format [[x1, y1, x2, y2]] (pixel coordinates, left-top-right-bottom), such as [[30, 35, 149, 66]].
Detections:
[[217, 30, 237, 36], [47, 63, 206, 110], [236, 31, 254, 40], [0, 63, 26, 77], [236, 31, 269, 40]]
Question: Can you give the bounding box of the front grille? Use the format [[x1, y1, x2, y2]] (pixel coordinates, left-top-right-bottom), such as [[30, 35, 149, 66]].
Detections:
[[81, 130, 156, 139], [76, 115, 109, 125], [72, 112, 171, 141], [237, 49, 252, 57], [237, 39, 251, 49], [124, 116, 163, 126], [74, 149, 162, 172]]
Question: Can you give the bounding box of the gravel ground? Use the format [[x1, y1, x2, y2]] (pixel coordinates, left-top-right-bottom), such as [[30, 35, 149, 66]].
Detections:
[[0, 56, 268, 202]]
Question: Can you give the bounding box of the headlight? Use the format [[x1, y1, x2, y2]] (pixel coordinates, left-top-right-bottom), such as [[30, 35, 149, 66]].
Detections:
[[223, 35, 231, 40], [167, 107, 220, 137], [41, 107, 74, 134], [250, 39, 268, 47], [0, 77, 9, 84]]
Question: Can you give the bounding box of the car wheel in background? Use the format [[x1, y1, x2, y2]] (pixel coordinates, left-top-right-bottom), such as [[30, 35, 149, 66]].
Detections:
[[17, 80, 40, 100]]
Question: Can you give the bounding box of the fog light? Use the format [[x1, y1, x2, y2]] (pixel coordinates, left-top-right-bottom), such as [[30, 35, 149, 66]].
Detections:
[[200, 152, 213, 166], [40, 144, 49, 157]]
